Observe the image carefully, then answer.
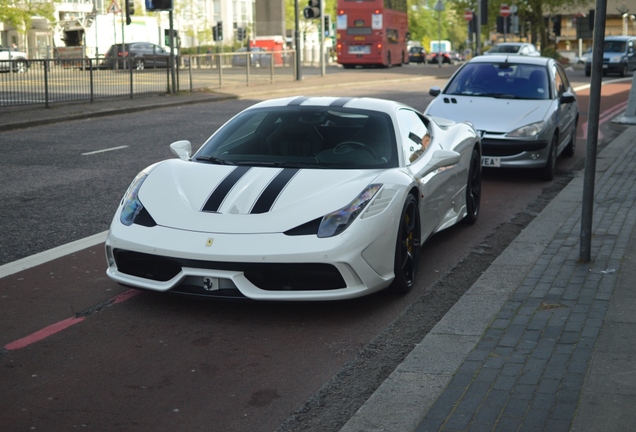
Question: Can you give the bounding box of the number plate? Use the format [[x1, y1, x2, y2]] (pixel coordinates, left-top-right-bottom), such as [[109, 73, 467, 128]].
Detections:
[[349, 45, 371, 55], [481, 157, 501, 167]]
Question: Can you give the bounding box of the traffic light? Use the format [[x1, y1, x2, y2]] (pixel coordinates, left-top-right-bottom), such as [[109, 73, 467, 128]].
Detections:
[[303, 0, 321, 19], [213, 25, 219, 41], [553, 15, 562, 36], [324, 15, 331, 36], [217, 21, 224, 41], [237, 28, 246, 41], [125, 0, 134, 25], [480, 0, 488, 25], [145, 0, 172, 11]]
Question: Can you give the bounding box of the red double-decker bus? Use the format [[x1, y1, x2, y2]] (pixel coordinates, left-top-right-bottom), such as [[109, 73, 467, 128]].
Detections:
[[335, 0, 409, 68]]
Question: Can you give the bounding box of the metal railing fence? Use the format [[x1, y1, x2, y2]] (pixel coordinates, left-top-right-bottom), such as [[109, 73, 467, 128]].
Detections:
[[0, 50, 298, 108]]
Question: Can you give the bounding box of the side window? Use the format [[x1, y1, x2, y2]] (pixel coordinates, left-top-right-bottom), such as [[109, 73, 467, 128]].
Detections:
[[396, 109, 431, 164], [556, 64, 571, 94], [552, 63, 564, 97]]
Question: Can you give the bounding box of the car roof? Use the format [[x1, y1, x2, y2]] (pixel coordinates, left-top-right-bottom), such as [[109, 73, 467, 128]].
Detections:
[[469, 55, 550, 66], [605, 35, 635, 41]]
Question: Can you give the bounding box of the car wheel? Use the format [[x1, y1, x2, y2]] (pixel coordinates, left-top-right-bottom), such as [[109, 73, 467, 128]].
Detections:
[[12, 60, 27, 73], [563, 119, 578, 157], [464, 148, 482, 225], [585, 68, 591, 77], [390, 194, 421, 293], [620, 63, 627, 77], [135, 59, 145, 71], [539, 134, 558, 181]]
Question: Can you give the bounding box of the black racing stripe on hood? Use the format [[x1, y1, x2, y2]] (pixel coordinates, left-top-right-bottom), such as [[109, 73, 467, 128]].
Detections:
[[251, 168, 300, 214], [330, 97, 355, 107], [201, 166, 252, 212], [288, 97, 309, 106]]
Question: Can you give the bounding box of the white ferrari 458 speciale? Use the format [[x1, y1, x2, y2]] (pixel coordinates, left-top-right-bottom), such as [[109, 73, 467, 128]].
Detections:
[[105, 96, 481, 301]]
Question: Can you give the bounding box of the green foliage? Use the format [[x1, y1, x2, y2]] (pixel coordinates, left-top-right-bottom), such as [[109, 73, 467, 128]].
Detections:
[[0, 0, 57, 34]]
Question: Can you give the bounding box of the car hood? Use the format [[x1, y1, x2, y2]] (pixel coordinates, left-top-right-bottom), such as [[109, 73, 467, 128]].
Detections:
[[425, 95, 552, 134], [135, 159, 384, 234]]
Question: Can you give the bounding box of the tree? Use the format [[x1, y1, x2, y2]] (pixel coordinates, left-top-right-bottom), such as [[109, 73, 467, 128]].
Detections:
[[451, 0, 588, 51], [0, 0, 57, 35]]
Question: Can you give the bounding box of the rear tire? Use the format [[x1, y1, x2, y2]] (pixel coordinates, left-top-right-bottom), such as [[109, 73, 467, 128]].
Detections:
[[390, 194, 421, 294], [464, 148, 481, 225]]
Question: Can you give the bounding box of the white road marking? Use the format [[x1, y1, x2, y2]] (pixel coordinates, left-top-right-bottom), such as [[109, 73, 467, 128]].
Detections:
[[0, 231, 108, 279], [82, 145, 128, 155]]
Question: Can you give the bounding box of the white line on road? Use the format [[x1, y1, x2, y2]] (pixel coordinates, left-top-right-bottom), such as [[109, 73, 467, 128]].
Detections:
[[82, 145, 128, 155], [0, 231, 108, 279]]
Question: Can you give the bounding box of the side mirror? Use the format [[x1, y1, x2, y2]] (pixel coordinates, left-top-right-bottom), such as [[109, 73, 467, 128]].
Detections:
[[170, 140, 192, 160], [560, 91, 575, 104], [429, 86, 441, 97]]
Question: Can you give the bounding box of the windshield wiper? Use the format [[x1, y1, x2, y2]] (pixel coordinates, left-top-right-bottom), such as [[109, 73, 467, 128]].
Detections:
[[195, 155, 233, 165]]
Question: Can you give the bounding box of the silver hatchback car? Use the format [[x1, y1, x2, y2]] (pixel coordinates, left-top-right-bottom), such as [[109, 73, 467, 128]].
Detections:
[[425, 55, 578, 180]]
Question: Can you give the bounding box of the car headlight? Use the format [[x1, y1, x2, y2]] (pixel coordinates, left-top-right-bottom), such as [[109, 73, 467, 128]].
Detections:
[[609, 55, 623, 63], [317, 184, 382, 238], [506, 121, 546, 138], [120, 172, 148, 226]]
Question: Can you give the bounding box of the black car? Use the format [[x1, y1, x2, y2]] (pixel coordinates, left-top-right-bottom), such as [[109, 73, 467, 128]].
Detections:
[[102, 42, 171, 70], [408, 46, 426, 64], [428, 51, 453, 64]]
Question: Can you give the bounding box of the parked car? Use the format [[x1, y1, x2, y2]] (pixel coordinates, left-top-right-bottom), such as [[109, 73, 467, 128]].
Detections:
[[426, 55, 579, 181], [575, 48, 592, 64], [585, 35, 636, 77], [408, 46, 426, 64], [231, 47, 272, 68], [428, 51, 453, 64], [105, 96, 481, 301], [0, 45, 29, 73], [484, 42, 541, 57], [102, 42, 171, 70]]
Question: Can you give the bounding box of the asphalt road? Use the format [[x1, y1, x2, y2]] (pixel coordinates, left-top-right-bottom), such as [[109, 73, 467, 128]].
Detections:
[[0, 65, 631, 431]]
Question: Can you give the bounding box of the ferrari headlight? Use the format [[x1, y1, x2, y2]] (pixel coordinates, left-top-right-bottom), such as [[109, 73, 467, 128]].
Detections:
[[120, 172, 148, 226], [506, 121, 546, 138], [317, 184, 382, 238]]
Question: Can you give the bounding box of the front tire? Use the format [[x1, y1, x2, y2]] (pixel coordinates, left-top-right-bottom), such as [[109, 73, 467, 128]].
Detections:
[[464, 148, 481, 225], [539, 134, 558, 181], [390, 194, 421, 293], [563, 119, 578, 157]]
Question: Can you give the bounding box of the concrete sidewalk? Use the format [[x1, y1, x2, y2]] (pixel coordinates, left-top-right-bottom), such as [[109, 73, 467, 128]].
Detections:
[[4, 68, 636, 432], [341, 123, 636, 431]]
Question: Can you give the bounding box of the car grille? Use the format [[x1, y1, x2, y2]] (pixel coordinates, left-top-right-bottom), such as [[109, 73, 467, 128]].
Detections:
[[113, 250, 347, 291], [481, 138, 548, 157]]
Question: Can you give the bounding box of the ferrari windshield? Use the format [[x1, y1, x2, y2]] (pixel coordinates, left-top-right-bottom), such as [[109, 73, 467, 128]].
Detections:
[[195, 106, 398, 169], [444, 62, 551, 100]]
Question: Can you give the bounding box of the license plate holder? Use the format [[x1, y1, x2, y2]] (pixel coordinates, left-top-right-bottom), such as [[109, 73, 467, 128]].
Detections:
[[482, 157, 501, 167]]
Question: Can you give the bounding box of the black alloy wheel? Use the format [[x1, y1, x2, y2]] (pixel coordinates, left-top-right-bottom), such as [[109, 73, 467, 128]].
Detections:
[[390, 194, 421, 293], [464, 148, 482, 225]]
